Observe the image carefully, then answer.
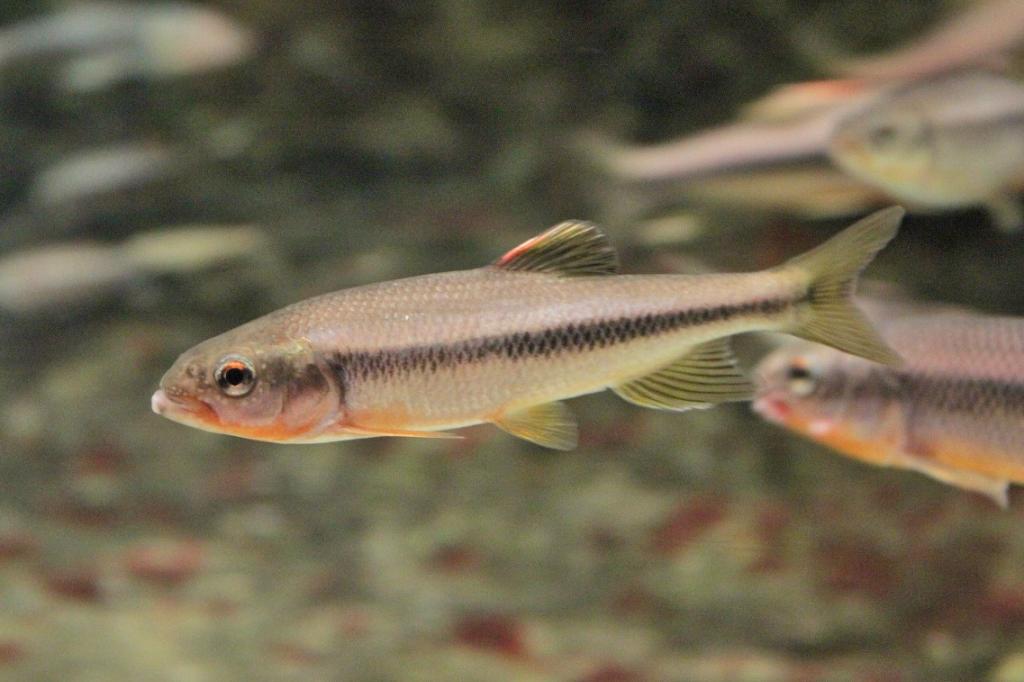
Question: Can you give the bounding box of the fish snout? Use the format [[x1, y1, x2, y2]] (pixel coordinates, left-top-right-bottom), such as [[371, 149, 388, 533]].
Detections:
[[151, 387, 207, 418], [151, 389, 171, 415], [752, 394, 792, 423]]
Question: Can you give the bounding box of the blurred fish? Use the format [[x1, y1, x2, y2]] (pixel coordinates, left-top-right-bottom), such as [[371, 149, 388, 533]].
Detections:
[[582, 84, 888, 222], [0, 224, 269, 314], [586, 109, 841, 185], [755, 310, 1024, 507], [29, 142, 179, 209], [122, 224, 269, 274], [0, 242, 138, 314], [0, 2, 253, 92], [832, 0, 1024, 81], [829, 70, 1024, 230], [151, 208, 903, 449], [678, 163, 888, 219], [740, 79, 871, 123]]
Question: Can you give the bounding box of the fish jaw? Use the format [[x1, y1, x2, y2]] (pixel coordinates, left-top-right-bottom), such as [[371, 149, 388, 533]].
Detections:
[[150, 388, 341, 443], [753, 392, 896, 467], [151, 388, 224, 434], [752, 394, 792, 424], [829, 135, 938, 203]]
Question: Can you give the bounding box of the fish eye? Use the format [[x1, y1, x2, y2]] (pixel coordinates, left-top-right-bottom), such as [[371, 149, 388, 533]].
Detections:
[[868, 123, 899, 147], [785, 362, 817, 397], [215, 356, 256, 397]]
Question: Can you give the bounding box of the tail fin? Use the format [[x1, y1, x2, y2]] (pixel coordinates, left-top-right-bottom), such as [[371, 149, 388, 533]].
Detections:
[[781, 206, 905, 366]]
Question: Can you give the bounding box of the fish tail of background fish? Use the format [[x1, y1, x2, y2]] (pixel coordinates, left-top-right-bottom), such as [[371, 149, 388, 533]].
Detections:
[[777, 206, 904, 366]]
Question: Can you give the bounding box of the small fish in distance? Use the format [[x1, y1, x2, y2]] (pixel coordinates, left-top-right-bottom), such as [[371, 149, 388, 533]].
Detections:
[[0, 2, 253, 92], [152, 208, 904, 449], [755, 310, 1024, 507]]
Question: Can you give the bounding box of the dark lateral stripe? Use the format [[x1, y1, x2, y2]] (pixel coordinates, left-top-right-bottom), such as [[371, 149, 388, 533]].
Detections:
[[327, 296, 795, 383], [905, 373, 1024, 416]]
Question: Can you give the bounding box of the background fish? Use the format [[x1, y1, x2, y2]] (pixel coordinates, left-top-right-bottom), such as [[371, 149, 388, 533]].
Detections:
[[0, 224, 270, 315], [831, 0, 1024, 81], [829, 69, 1024, 230], [28, 143, 180, 210], [755, 309, 1024, 507], [0, 2, 253, 92], [152, 208, 903, 449]]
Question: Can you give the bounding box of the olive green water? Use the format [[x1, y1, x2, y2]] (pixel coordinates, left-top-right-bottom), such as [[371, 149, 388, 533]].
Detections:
[[4, 1, 1024, 680]]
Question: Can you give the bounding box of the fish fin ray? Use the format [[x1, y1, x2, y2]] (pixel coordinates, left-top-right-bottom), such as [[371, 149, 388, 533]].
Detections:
[[782, 206, 904, 366], [494, 401, 578, 450], [612, 338, 753, 410], [493, 220, 618, 276]]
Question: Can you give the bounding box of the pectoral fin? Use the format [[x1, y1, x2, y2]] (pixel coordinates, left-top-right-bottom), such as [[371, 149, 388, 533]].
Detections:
[[985, 194, 1023, 233], [494, 401, 578, 450], [612, 337, 753, 410]]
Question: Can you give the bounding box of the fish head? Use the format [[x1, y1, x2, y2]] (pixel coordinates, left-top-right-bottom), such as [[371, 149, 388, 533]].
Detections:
[[152, 324, 338, 442], [753, 341, 872, 442], [829, 103, 941, 201]]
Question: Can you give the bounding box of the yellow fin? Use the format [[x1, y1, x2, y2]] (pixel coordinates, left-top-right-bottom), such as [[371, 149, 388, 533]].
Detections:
[[494, 401, 578, 450], [493, 220, 617, 276], [781, 206, 904, 366], [612, 338, 753, 410]]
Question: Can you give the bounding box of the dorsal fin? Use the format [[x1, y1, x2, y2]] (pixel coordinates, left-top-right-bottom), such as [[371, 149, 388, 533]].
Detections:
[[493, 220, 618, 276]]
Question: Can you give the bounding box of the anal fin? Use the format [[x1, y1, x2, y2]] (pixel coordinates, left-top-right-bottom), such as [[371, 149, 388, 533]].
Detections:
[[494, 401, 578, 450], [612, 337, 753, 411], [897, 453, 1010, 509]]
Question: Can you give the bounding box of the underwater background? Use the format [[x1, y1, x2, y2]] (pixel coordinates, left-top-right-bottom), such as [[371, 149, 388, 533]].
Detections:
[[3, 1, 1024, 680]]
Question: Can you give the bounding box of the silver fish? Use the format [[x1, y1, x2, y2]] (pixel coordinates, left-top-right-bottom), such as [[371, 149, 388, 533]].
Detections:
[[151, 208, 904, 448]]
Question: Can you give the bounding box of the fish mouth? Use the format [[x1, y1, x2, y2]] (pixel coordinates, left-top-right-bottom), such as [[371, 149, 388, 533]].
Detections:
[[752, 394, 791, 424], [151, 389, 218, 424]]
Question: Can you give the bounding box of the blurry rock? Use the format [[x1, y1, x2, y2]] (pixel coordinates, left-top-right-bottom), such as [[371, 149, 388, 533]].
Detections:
[[0, 509, 36, 562], [453, 613, 527, 659], [123, 538, 205, 588], [42, 565, 104, 603]]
